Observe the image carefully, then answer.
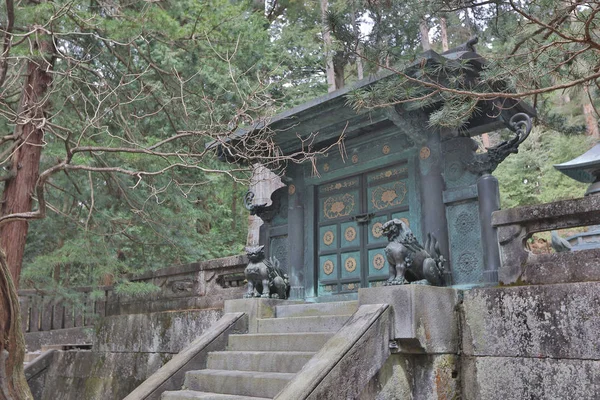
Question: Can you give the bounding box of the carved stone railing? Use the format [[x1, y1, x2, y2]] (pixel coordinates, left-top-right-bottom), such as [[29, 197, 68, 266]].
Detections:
[[492, 195, 600, 285], [18, 286, 109, 334], [105, 254, 248, 315], [19, 254, 248, 338]]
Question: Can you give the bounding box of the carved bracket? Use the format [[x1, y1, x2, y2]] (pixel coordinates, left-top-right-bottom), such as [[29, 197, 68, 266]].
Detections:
[[243, 187, 287, 223], [464, 112, 533, 175]]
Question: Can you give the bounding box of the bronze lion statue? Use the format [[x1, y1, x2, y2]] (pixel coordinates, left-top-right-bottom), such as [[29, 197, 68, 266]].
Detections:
[[244, 245, 290, 299], [381, 219, 446, 286]]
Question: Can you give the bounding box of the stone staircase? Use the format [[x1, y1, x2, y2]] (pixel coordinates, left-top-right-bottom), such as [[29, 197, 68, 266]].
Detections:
[[162, 300, 358, 400]]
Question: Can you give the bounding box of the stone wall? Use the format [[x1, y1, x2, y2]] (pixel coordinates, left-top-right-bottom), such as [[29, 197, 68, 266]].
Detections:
[[357, 282, 600, 399], [37, 309, 223, 400], [460, 282, 600, 399], [24, 255, 247, 400], [105, 254, 247, 315], [21, 255, 246, 351]]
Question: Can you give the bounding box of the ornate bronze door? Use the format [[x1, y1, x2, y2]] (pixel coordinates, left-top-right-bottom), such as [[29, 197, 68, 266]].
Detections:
[[316, 162, 412, 296]]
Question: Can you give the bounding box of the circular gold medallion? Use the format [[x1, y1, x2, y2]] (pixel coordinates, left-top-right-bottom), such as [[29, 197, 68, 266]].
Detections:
[[334, 183, 342, 190], [372, 222, 383, 238], [373, 253, 386, 270], [323, 163, 330, 172], [345, 257, 357, 272], [382, 145, 391, 154], [419, 146, 431, 160], [288, 184, 296, 195], [351, 154, 359, 164], [323, 230, 335, 246], [323, 260, 334, 275], [344, 226, 357, 242], [347, 283, 355, 290]]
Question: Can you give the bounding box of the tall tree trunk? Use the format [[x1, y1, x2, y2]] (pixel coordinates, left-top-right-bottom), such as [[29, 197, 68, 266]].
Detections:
[[333, 60, 345, 90], [350, 4, 364, 80], [0, 39, 54, 285], [463, 7, 473, 35], [0, 250, 32, 400], [583, 86, 599, 138], [0, 25, 53, 400], [231, 180, 237, 231], [320, 0, 336, 92], [356, 46, 364, 80], [440, 16, 449, 51], [419, 18, 431, 51]]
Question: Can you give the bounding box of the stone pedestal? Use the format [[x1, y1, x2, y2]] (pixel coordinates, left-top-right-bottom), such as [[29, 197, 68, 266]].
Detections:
[[358, 285, 459, 353], [224, 298, 302, 333]]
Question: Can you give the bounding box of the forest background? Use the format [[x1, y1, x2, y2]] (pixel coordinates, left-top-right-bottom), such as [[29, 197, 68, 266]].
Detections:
[[0, 0, 594, 293], [2, 0, 594, 294], [0, 0, 599, 397]]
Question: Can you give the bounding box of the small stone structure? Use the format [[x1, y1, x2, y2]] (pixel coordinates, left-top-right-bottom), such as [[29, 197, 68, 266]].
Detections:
[[227, 44, 535, 299]]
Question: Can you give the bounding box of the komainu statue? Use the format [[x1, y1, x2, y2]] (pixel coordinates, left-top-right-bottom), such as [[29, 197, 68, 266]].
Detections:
[[382, 219, 446, 286], [244, 245, 291, 299]]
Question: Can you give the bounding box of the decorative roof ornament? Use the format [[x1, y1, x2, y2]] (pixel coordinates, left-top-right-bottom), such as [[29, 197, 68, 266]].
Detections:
[[464, 113, 533, 175]]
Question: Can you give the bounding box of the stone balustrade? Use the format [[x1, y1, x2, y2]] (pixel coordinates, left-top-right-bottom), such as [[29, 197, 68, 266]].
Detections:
[[492, 195, 600, 285], [18, 254, 248, 349], [19, 286, 109, 334]]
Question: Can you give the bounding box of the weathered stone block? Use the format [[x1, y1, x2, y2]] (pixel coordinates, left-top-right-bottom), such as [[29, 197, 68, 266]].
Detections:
[[274, 304, 391, 400], [224, 298, 302, 333], [24, 327, 93, 352], [125, 312, 247, 400], [40, 350, 171, 400], [94, 309, 222, 353], [359, 354, 460, 400], [359, 285, 459, 353], [462, 356, 600, 400], [462, 282, 600, 359]]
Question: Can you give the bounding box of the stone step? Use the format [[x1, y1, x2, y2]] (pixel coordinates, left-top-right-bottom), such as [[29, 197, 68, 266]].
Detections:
[[23, 352, 42, 363], [227, 332, 333, 352], [275, 300, 358, 318], [257, 315, 351, 334], [184, 370, 294, 398], [162, 390, 270, 400], [207, 351, 315, 373]]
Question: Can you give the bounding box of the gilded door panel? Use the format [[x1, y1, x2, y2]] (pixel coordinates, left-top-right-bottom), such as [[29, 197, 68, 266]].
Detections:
[[316, 161, 412, 296], [340, 222, 359, 248], [319, 225, 337, 251], [368, 179, 408, 213], [367, 165, 409, 184], [340, 251, 361, 279], [368, 248, 388, 279], [320, 283, 337, 295], [319, 190, 359, 222], [318, 176, 360, 194], [319, 255, 337, 281], [341, 282, 361, 293], [368, 215, 388, 245]]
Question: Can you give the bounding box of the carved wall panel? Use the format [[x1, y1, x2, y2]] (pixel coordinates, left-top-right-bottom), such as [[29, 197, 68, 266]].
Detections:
[[446, 202, 485, 285]]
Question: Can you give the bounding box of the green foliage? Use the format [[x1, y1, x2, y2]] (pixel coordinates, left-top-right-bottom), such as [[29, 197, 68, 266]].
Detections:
[[4, 0, 599, 295], [494, 128, 592, 209], [14, 0, 268, 289]]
